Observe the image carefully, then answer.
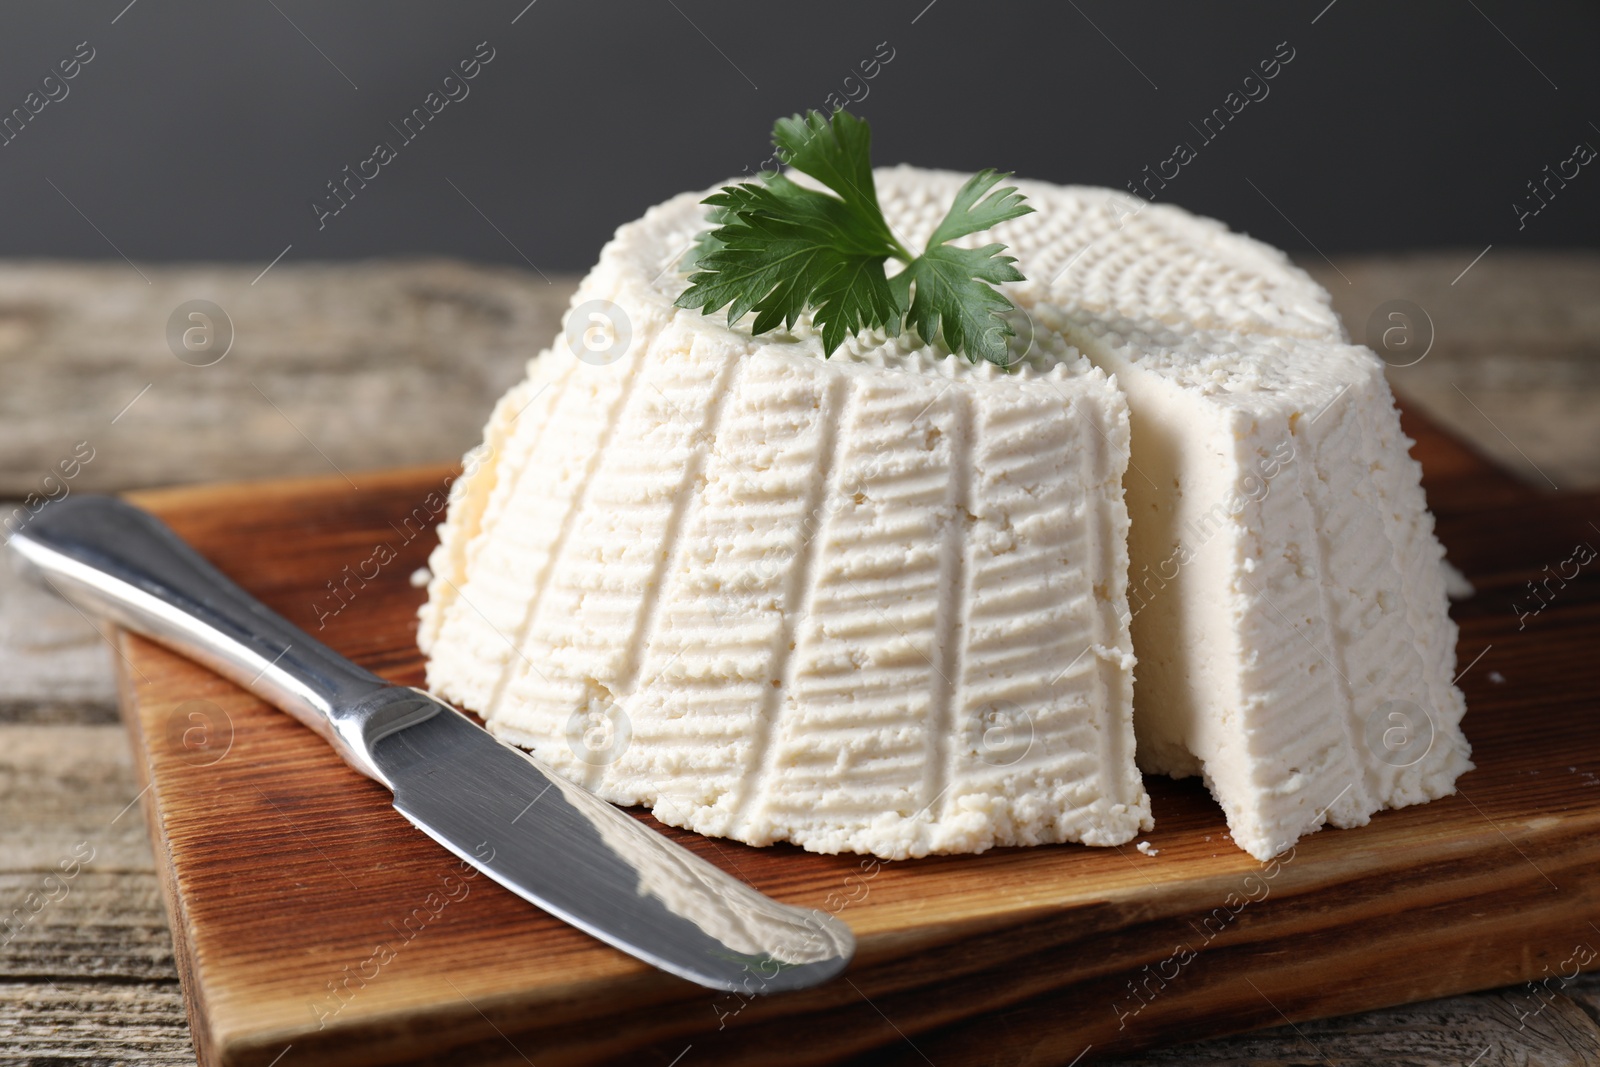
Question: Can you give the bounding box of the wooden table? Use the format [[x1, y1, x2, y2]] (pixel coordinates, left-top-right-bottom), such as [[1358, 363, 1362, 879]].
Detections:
[[3, 252, 1599, 1065]]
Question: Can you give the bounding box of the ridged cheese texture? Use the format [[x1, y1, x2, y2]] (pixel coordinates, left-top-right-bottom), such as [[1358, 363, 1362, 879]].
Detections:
[[421, 167, 1471, 862], [420, 169, 1152, 859]]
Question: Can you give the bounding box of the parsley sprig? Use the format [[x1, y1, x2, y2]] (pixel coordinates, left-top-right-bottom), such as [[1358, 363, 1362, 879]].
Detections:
[[675, 110, 1033, 366]]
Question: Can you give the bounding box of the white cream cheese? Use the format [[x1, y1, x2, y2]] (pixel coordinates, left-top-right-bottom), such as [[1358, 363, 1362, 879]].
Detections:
[[421, 167, 1471, 861], [420, 172, 1150, 859]]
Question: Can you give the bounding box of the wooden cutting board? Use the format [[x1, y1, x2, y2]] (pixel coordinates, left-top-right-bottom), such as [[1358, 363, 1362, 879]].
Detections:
[[113, 402, 1600, 1067]]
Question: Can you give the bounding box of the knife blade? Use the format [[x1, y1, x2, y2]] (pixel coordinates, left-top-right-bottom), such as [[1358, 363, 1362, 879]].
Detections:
[[8, 496, 853, 993]]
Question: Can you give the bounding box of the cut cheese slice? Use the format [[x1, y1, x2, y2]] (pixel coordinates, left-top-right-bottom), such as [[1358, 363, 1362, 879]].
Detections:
[[1046, 313, 1473, 859]]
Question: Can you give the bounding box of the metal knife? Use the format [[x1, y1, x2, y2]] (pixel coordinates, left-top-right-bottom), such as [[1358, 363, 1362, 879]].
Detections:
[[9, 495, 853, 993]]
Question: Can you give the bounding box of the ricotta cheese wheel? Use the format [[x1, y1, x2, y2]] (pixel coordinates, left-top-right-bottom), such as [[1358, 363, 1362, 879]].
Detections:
[[420, 171, 1152, 859], [422, 167, 1471, 862]]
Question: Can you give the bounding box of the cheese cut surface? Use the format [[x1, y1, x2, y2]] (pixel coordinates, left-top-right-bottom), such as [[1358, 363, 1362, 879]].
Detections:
[[1044, 313, 1473, 859], [421, 167, 1471, 861]]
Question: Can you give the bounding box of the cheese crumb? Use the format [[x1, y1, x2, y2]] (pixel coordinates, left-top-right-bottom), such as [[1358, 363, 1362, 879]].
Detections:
[[1136, 841, 1159, 857], [1441, 560, 1474, 599]]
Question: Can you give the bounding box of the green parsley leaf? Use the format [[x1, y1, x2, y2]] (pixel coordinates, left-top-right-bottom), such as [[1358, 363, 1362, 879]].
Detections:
[[676, 109, 1033, 365], [770, 111, 899, 250], [894, 170, 1032, 365], [926, 167, 1034, 247], [675, 174, 902, 352]]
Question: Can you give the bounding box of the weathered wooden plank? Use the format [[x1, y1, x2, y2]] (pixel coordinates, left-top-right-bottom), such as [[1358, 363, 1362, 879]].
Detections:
[[0, 261, 578, 497], [0, 725, 154, 872], [0, 872, 176, 982], [1115, 991, 1600, 1065], [0, 721, 192, 1063], [0, 981, 194, 1066], [0, 542, 118, 714], [1568, 972, 1600, 1029], [1301, 250, 1600, 491]]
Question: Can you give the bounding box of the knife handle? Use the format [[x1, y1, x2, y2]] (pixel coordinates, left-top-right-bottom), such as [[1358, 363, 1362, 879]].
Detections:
[[8, 495, 398, 781]]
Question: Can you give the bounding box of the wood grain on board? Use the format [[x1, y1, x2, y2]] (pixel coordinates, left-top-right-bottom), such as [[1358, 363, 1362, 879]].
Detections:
[[105, 401, 1600, 1067]]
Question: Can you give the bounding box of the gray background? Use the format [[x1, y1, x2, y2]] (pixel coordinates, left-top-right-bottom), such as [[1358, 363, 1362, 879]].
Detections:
[[1, 0, 1596, 272]]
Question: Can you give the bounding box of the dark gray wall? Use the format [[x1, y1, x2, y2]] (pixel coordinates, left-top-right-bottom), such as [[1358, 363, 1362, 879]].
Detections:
[[1, 1, 1595, 271]]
